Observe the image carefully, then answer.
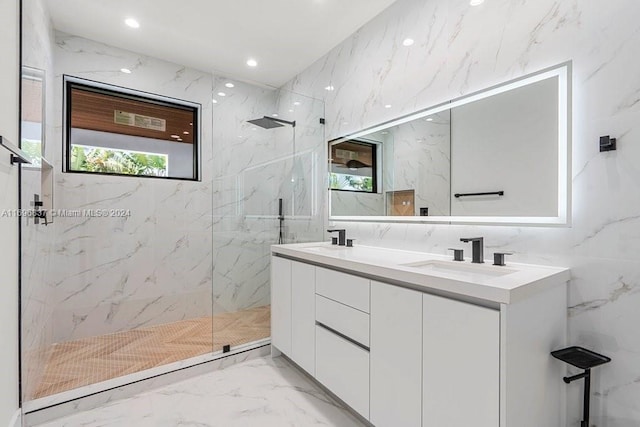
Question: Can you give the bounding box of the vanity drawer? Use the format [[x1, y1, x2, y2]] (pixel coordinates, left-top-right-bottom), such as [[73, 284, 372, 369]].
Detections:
[[315, 267, 370, 313], [315, 325, 370, 419], [316, 295, 369, 347]]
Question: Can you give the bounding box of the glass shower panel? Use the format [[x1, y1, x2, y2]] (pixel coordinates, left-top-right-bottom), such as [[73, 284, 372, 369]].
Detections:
[[212, 78, 325, 352], [20, 6, 217, 402]]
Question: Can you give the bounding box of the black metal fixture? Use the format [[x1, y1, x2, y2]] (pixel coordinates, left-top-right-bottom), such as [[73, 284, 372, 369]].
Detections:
[[247, 116, 296, 129], [319, 118, 326, 125], [0, 135, 31, 165], [599, 135, 616, 152], [448, 248, 464, 262], [460, 237, 484, 263], [223, 344, 231, 353], [277, 198, 284, 244], [419, 207, 429, 216], [551, 346, 611, 427], [493, 252, 513, 266], [31, 194, 48, 226], [327, 229, 346, 246], [454, 191, 504, 198], [346, 239, 355, 247]]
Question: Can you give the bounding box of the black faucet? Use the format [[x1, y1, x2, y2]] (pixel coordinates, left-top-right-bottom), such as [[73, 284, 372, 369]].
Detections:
[[327, 229, 346, 246], [460, 237, 484, 263]]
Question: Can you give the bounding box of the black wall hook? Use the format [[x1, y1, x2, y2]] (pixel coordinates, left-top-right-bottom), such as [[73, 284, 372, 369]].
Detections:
[[600, 135, 617, 152]]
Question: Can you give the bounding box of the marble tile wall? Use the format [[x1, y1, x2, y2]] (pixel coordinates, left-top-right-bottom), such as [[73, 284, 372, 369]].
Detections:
[[285, 0, 640, 424], [48, 32, 215, 342], [211, 80, 325, 315]]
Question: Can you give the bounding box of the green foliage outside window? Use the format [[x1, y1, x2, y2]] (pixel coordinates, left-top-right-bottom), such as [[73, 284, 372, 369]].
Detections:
[[70, 145, 167, 177], [21, 139, 42, 167], [330, 173, 374, 192]]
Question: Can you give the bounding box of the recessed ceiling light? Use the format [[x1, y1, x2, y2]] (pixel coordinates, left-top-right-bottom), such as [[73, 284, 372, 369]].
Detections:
[[189, 122, 193, 126], [225, 82, 235, 88], [218, 92, 226, 97], [120, 68, 131, 74], [381, 131, 389, 135], [293, 101, 301, 106], [272, 114, 279, 117], [124, 18, 140, 28], [426, 117, 433, 121], [170, 135, 180, 139], [212, 99, 218, 104], [470, 0, 484, 5], [324, 85, 335, 91], [384, 104, 392, 109], [177, 138, 183, 142], [402, 38, 414, 46], [246, 58, 258, 67], [183, 131, 189, 135]]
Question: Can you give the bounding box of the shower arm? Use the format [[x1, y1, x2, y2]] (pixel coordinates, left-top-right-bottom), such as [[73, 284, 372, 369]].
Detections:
[[263, 116, 296, 128]]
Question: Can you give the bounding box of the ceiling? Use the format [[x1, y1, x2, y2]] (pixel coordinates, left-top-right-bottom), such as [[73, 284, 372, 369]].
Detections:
[[47, 0, 398, 88]]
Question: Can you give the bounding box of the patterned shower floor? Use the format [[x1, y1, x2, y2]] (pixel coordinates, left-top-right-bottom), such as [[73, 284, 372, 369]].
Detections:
[[28, 305, 271, 399]]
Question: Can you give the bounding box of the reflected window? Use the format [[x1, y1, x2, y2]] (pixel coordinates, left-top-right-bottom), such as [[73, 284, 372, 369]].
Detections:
[[64, 77, 199, 180], [21, 67, 45, 167], [330, 140, 377, 193]]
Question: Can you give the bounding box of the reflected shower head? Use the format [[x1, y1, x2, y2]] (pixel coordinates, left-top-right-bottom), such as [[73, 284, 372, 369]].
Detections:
[[247, 116, 296, 129]]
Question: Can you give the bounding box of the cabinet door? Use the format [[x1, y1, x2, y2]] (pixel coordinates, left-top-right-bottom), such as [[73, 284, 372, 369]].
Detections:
[[271, 256, 292, 355], [422, 293, 499, 427], [370, 281, 423, 427], [291, 261, 315, 375]]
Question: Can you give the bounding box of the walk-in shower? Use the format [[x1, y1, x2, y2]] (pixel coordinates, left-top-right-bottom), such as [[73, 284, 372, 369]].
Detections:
[[19, 5, 325, 411]]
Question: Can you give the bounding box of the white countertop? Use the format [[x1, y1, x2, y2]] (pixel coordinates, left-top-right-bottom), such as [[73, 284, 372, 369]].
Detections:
[[271, 242, 570, 304]]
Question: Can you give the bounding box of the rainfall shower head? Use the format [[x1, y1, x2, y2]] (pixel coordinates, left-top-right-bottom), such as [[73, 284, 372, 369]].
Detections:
[[247, 116, 296, 129]]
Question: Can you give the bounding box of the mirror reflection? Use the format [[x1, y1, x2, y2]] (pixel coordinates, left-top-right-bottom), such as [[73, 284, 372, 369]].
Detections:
[[21, 66, 45, 167], [329, 64, 568, 222]]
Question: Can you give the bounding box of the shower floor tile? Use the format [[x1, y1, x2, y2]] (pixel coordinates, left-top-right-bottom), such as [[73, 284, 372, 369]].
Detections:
[[33, 356, 364, 427], [30, 305, 270, 399]]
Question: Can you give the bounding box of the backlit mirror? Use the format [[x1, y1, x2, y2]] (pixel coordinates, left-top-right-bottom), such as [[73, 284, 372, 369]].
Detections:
[[329, 62, 571, 225]]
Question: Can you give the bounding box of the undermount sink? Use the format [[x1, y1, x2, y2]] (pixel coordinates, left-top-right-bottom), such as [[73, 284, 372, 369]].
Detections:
[[400, 260, 516, 278]]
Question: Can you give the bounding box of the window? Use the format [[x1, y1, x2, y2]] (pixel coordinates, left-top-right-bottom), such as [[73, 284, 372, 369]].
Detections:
[[64, 77, 200, 180], [21, 67, 45, 167], [329, 140, 377, 192]]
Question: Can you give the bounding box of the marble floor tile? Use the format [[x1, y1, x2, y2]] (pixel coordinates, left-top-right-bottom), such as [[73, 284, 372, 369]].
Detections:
[[33, 356, 365, 427]]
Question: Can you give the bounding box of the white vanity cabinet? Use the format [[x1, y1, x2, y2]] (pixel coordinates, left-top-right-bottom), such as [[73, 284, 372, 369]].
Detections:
[[370, 281, 423, 427], [271, 244, 569, 427], [270, 256, 292, 355], [270, 257, 316, 375], [291, 261, 316, 375], [315, 266, 371, 419], [422, 293, 499, 427]]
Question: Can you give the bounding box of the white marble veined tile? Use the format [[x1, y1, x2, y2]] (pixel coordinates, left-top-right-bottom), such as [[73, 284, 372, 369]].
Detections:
[[33, 357, 364, 427], [287, 0, 640, 423]]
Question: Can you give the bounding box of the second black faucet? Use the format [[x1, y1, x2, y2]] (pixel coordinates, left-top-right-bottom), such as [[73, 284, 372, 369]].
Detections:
[[327, 229, 347, 246], [460, 237, 484, 263]]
